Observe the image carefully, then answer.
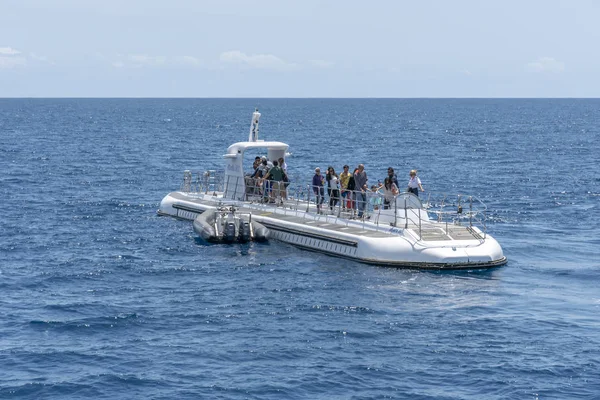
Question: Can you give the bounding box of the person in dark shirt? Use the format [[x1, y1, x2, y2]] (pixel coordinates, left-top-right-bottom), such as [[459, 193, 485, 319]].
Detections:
[[326, 167, 340, 211], [346, 168, 357, 211], [312, 167, 325, 214], [354, 164, 368, 218], [387, 167, 399, 188], [252, 156, 261, 172], [263, 160, 285, 203]]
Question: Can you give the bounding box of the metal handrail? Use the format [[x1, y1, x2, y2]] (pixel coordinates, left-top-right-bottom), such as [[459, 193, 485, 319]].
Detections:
[[178, 170, 490, 241]]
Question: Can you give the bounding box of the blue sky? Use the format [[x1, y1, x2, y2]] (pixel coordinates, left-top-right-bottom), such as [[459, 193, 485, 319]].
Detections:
[[1, 0, 598, 97]]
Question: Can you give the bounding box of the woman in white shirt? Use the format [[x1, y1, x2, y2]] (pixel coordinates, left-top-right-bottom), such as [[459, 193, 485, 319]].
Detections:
[[407, 169, 424, 197]]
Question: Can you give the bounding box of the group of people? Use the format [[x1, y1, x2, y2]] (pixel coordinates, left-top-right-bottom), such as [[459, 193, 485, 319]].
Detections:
[[312, 165, 424, 217], [245, 156, 425, 215], [247, 155, 289, 203]]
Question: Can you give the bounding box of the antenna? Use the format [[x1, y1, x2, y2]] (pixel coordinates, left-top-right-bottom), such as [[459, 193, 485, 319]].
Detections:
[[249, 108, 261, 142]]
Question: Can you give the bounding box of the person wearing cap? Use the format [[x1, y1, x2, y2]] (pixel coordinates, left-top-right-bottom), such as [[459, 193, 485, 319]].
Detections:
[[312, 167, 325, 214]]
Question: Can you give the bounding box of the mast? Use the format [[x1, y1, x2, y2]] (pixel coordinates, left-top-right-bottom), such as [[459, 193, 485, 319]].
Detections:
[[248, 108, 261, 142]]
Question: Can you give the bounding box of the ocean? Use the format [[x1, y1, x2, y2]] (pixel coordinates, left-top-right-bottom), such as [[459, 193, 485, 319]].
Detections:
[[1, 98, 599, 399]]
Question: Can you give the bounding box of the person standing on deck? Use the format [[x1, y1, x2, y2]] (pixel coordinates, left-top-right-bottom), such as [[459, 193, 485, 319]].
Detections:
[[387, 167, 399, 188], [278, 157, 288, 200], [407, 169, 424, 197], [382, 177, 399, 209], [262, 160, 285, 204], [252, 156, 261, 172], [354, 164, 368, 218], [346, 169, 357, 212], [339, 165, 351, 211], [326, 167, 340, 211], [312, 167, 325, 214]]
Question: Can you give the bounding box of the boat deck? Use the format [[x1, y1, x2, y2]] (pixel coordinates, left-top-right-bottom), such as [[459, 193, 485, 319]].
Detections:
[[253, 212, 393, 238], [167, 192, 483, 242], [411, 225, 484, 241]]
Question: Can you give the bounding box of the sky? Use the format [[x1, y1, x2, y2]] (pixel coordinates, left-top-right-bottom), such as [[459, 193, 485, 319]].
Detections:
[[1, 0, 599, 97]]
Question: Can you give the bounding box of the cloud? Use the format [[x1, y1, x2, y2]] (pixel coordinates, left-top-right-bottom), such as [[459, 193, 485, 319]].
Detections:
[[109, 53, 167, 68], [219, 50, 298, 71], [29, 52, 48, 62], [29, 52, 55, 66], [174, 55, 202, 67], [0, 47, 21, 56], [0, 46, 27, 68], [526, 57, 565, 73], [308, 59, 334, 69], [0, 56, 26, 68], [111, 54, 202, 68], [127, 54, 166, 66]]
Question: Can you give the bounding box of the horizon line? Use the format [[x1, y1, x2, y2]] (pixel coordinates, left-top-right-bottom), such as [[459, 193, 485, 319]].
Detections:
[[1, 96, 600, 100]]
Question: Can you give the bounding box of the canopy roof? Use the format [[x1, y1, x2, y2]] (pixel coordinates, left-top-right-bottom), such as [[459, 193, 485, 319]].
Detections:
[[225, 141, 289, 157]]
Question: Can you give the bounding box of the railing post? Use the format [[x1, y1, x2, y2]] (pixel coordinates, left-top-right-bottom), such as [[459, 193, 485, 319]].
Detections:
[[233, 176, 239, 200], [404, 197, 408, 229], [483, 211, 487, 239], [306, 184, 311, 213], [393, 195, 397, 227], [204, 172, 209, 194], [224, 175, 230, 198], [469, 196, 473, 227], [295, 188, 300, 213], [418, 207, 422, 240]]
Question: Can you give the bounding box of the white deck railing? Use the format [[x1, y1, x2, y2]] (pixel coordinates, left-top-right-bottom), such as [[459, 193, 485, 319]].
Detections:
[[178, 170, 488, 240]]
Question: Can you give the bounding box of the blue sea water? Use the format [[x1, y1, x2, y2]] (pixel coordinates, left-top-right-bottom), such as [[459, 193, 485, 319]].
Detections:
[[1, 98, 599, 399]]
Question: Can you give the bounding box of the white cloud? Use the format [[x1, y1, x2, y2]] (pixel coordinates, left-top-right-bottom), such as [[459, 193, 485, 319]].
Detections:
[[29, 52, 48, 62], [110, 53, 167, 68], [309, 59, 334, 69], [0, 46, 26, 68], [111, 54, 202, 68], [0, 47, 21, 56], [219, 50, 298, 71], [0, 56, 26, 68], [29, 52, 55, 66], [175, 55, 202, 67], [0, 47, 54, 68], [128, 54, 166, 66], [526, 57, 565, 73]]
